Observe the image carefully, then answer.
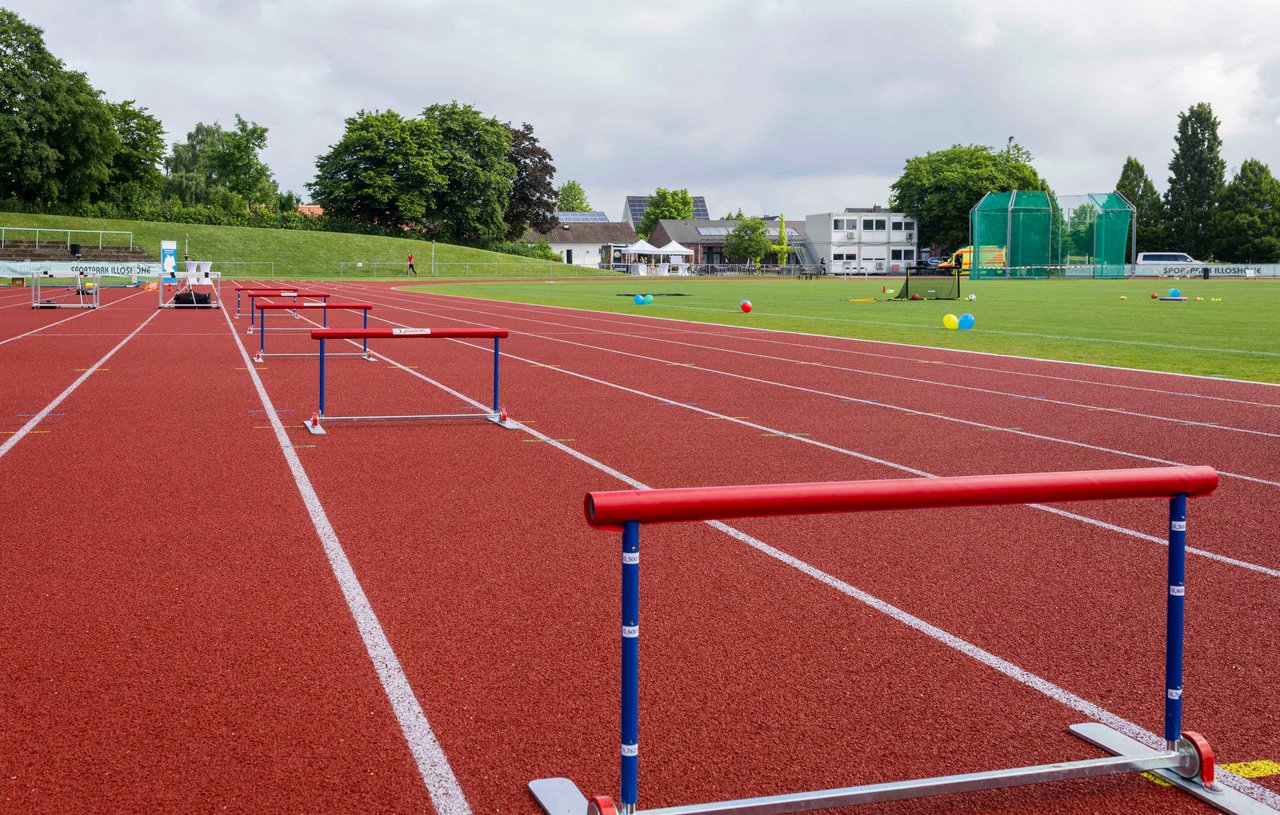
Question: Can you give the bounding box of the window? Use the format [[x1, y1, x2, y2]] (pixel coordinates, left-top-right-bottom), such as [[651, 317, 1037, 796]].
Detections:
[[862, 219, 874, 230], [833, 218, 845, 230], [904, 221, 915, 231], [891, 249, 903, 260], [833, 253, 845, 261], [875, 219, 886, 230], [904, 249, 914, 261], [892, 222, 903, 231]]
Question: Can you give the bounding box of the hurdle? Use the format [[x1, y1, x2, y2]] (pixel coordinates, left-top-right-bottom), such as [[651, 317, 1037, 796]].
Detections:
[[253, 301, 374, 362], [159, 267, 222, 309], [244, 289, 330, 333], [31, 270, 99, 309], [529, 465, 1271, 815], [305, 326, 516, 435], [234, 284, 303, 317]]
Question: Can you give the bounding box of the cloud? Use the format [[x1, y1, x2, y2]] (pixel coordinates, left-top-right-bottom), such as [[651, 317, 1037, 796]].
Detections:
[[12, 0, 1280, 216]]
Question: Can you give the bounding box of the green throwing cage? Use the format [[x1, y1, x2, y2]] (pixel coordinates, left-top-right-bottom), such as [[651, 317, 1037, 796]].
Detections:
[[970, 192, 1135, 279]]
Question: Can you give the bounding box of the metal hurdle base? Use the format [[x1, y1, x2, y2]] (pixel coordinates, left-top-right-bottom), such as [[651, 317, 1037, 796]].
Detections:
[[530, 724, 1268, 815], [305, 411, 517, 436]]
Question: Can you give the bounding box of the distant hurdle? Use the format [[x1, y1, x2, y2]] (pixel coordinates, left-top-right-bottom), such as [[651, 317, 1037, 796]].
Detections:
[[305, 326, 516, 435], [243, 289, 331, 333], [253, 301, 374, 363], [234, 284, 327, 317], [31, 271, 99, 309], [528, 466, 1269, 815], [160, 264, 221, 309]]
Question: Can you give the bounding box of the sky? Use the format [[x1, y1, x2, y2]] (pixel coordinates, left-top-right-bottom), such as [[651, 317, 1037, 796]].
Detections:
[[12, 0, 1280, 220]]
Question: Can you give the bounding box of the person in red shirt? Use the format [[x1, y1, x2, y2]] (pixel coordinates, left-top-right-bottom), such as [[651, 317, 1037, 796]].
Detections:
[[407, 253, 418, 276]]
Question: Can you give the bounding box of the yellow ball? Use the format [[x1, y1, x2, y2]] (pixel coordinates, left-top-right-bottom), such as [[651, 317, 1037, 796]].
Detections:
[[1120, 295, 1127, 300], [943, 314, 959, 330]]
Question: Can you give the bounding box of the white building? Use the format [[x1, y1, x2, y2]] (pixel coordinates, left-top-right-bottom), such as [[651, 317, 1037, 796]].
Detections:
[[804, 207, 919, 275], [523, 221, 637, 267]]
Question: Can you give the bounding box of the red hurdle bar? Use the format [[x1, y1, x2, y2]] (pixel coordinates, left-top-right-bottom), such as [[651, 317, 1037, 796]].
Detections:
[[234, 285, 293, 316], [253, 301, 374, 362], [305, 326, 515, 435], [527, 466, 1268, 815]]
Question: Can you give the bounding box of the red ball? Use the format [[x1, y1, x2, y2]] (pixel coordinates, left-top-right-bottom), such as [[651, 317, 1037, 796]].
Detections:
[[740, 300, 753, 313], [1151, 292, 1158, 299], [910, 293, 921, 301]]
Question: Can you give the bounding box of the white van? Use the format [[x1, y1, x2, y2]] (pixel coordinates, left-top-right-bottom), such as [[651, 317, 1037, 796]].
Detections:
[[1134, 252, 1206, 278]]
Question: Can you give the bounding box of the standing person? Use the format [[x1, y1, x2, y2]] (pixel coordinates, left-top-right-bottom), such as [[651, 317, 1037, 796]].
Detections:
[[407, 253, 417, 276], [819, 256, 827, 276]]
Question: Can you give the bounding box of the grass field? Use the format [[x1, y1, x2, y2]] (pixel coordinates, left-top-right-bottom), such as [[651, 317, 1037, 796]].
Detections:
[[410, 276, 1280, 383], [0, 211, 583, 279]]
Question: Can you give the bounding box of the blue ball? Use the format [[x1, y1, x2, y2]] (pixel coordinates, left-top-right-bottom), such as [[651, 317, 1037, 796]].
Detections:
[[634, 294, 645, 305], [1169, 288, 1181, 297], [958, 313, 976, 330]]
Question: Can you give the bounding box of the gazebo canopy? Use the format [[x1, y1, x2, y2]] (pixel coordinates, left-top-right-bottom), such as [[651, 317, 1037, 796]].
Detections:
[[656, 241, 692, 255], [622, 239, 659, 254]]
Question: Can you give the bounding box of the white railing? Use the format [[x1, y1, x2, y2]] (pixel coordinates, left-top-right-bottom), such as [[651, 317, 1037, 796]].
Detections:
[[0, 226, 134, 250]]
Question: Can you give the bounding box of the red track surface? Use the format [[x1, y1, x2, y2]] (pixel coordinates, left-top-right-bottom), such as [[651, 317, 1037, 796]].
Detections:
[[2, 280, 1277, 814]]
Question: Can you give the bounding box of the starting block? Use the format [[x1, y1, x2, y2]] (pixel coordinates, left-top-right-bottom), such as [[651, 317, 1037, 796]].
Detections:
[[305, 326, 517, 435], [531, 466, 1272, 815], [253, 301, 374, 363]]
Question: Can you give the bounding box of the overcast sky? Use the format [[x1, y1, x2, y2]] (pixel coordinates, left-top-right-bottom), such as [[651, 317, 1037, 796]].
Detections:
[[13, 0, 1280, 219]]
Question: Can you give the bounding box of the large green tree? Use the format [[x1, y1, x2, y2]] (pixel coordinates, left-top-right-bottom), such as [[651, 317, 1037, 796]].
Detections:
[[421, 102, 515, 243], [637, 187, 694, 239], [1114, 156, 1165, 255], [503, 121, 557, 240], [1164, 102, 1225, 258], [724, 216, 771, 266], [308, 109, 443, 229], [0, 9, 117, 205], [104, 100, 165, 206], [1209, 159, 1280, 262], [164, 116, 280, 209], [889, 142, 1050, 251], [555, 179, 591, 212]]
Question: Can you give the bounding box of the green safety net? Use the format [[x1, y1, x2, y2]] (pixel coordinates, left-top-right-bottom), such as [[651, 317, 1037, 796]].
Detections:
[[969, 192, 1133, 279]]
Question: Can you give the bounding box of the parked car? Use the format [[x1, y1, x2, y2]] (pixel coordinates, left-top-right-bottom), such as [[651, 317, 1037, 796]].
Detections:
[[1134, 252, 1207, 278]]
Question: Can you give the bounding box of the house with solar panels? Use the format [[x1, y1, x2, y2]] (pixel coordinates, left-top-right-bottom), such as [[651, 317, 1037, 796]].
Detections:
[[621, 196, 711, 232], [523, 214, 637, 267]]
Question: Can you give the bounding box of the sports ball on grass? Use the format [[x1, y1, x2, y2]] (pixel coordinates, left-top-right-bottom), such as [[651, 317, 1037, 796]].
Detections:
[[740, 300, 753, 313], [942, 314, 959, 330], [966, 294, 976, 301], [633, 294, 645, 305], [910, 293, 921, 301], [958, 313, 976, 330], [643, 294, 654, 304]]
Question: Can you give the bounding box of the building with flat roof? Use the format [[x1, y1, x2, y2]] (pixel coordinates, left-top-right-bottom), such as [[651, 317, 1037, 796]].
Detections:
[[805, 207, 918, 274]]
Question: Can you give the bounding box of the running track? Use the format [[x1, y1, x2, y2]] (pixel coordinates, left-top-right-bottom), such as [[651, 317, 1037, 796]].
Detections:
[[2, 280, 1276, 814]]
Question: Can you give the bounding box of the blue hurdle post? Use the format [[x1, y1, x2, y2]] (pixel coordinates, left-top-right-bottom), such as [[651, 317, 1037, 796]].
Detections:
[[1165, 492, 1187, 748], [493, 336, 501, 412], [621, 519, 640, 814], [319, 337, 327, 415], [259, 306, 267, 357], [363, 309, 369, 356]]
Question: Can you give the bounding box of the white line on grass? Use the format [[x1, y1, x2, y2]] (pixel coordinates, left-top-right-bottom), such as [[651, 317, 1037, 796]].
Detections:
[[314, 310, 1279, 810], [326, 286, 1280, 490], [218, 305, 472, 815], [0, 308, 160, 461]]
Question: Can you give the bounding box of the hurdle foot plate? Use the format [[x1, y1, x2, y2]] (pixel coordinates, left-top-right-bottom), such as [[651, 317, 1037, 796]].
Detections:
[[486, 414, 519, 429], [1069, 723, 1273, 814], [305, 421, 326, 436], [528, 778, 587, 815]]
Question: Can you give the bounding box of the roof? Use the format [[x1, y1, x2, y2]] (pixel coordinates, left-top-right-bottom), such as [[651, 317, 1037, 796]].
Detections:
[[523, 222, 637, 244], [622, 195, 711, 226], [652, 219, 806, 245]]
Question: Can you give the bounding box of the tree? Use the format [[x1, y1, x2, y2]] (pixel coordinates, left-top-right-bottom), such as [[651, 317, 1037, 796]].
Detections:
[[421, 102, 515, 243], [637, 187, 694, 239], [721, 208, 746, 220], [1209, 159, 1280, 262], [770, 214, 792, 265], [503, 121, 557, 240], [555, 179, 591, 212], [164, 116, 280, 209], [307, 109, 443, 230], [889, 142, 1050, 251], [0, 9, 117, 205], [725, 217, 771, 266], [1114, 157, 1165, 256], [213, 114, 278, 206], [1164, 102, 1225, 258], [103, 100, 165, 207]]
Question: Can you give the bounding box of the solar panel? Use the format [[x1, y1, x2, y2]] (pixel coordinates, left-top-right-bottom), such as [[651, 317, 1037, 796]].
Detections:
[[555, 211, 609, 223], [626, 195, 712, 225]]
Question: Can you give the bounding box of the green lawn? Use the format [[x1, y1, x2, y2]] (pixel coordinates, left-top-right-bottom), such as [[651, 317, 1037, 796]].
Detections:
[[0, 211, 608, 280], [409, 277, 1280, 384]]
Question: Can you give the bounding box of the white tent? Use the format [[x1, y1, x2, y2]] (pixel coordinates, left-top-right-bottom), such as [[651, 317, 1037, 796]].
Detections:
[[656, 241, 692, 255], [622, 239, 660, 255]]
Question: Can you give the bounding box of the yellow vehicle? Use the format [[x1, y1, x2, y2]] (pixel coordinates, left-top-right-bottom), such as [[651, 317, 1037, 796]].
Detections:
[[938, 245, 1006, 272]]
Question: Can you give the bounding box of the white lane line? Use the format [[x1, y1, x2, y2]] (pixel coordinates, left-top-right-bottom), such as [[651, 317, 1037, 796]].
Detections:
[[317, 308, 1278, 810], [0, 308, 160, 461], [358, 291, 1280, 438], [324, 286, 1280, 490], [218, 305, 471, 815], [0, 289, 149, 347], [398, 286, 1280, 390]]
